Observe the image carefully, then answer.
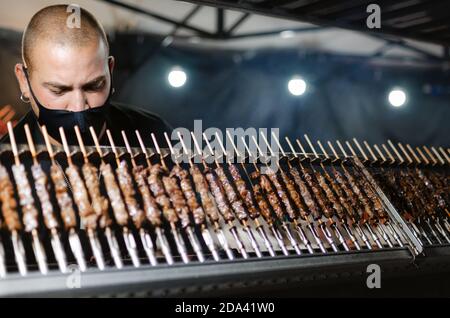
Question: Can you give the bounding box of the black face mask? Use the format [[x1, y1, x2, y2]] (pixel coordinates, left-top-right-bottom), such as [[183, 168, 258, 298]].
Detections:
[[23, 66, 113, 145]]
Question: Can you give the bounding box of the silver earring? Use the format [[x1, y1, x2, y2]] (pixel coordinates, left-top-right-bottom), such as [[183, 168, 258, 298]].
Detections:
[[20, 93, 30, 103]]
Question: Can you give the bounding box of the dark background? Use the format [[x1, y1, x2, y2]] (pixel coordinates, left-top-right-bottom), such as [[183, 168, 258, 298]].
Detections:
[[1, 28, 449, 147]]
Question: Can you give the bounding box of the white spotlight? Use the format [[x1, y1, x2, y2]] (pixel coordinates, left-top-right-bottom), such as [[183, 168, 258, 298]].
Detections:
[[288, 77, 307, 96], [388, 89, 407, 107], [168, 68, 187, 88]]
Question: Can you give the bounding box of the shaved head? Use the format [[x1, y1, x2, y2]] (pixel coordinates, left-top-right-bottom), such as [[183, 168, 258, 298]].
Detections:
[[22, 4, 109, 72], [15, 4, 114, 116]]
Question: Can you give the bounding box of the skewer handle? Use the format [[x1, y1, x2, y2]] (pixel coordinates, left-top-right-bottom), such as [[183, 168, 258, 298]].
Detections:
[[423, 146, 438, 165], [135, 130, 150, 158], [74, 126, 89, 162], [363, 141, 378, 162], [41, 126, 55, 160], [24, 124, 37, 159], [405, 144, 421, 164], [336, 140, 349, 158], [151, 133, 162, 155], [90, 126, 104, 158], [7, 122, 20, 166], [387, 140, 404, 163], [382, 144, 396, 163], [373, 144, 387, 163], [317, 140, 330, 160], [397, 143, 413, 165], [59, 127, 74, 166], [121, 131, 137, 168], [303, 134, 319, 159], [353, 138, 369, 161], [327, 141, 340, 160]]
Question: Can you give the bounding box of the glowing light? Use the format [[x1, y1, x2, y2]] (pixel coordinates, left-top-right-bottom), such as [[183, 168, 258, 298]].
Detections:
[[168, 68, 187, 88], [388, 89, 407, 107], [288, 77, 307, 96]]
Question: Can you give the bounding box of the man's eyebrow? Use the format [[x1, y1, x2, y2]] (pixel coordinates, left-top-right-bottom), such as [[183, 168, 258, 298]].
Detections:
[[82, 75, 106, 88], [42, 75, 106, 90], [43, 82, 72, 90]]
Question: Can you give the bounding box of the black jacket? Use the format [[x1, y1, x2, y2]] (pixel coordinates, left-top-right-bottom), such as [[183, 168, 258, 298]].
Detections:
[[1, 102, 172, 148]]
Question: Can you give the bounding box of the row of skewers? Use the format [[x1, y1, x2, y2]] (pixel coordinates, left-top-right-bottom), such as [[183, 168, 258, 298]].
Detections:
[[351, 139, 450, 247], [0, 123, 446, 278]]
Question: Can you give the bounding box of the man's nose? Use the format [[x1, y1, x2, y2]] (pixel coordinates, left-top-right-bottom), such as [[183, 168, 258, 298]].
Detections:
[[70, 90, 89, 112]]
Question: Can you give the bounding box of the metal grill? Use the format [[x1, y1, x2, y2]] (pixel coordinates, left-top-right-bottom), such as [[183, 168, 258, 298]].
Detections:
[[0, 122, 448, 296]]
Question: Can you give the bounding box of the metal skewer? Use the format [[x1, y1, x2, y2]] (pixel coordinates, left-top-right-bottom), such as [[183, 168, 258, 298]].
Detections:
[[353, 139, 404, 247], [381, 142, 436, 245], [190, 132, 249, 259], [0, 174, 27, 277], [178, 132, 234, 260], [41, 126, 87, 272], [121, 131, 164, 266], [156, 133, 206, 263], [361, 141, 405, 247], [165, 132, 220, 261], [89, 127, 140, 267], [7, 122, 48, 274], [135, 131, 175, 265], [303, 135, 351, 252], [60, 127, 106, 270], [103, 130, 142, 268], [401, 144, 429, 243], [326, 141, 373, 250], [241, 136, 304, 255], [410, 145, 449, 241], [316, 140, 361, 251], [11, 230, 27, 276], [278, 137, 330, 254], [294, 136, 340, 252], [215, 131, 276, 257], [24, 124, 68, 273], [388, 141, 446, 244], [261, 133, 318, 254], [149, 133, 191, 264], [336, 140, 385, 249], [203, 132, 264, 258], [74, 126, 123, 269], [294, 137, 341, 253], [397, 142, 450, 243], [347, 139, 394, 248], [330, 140, 382, 249], [135, 130, 175, 265], [373, 143, 423, 246], [225, 131, 288, 256], [414, 150, 449, 233], [290, 137, 339, 253], [0, 150, 27, 277]]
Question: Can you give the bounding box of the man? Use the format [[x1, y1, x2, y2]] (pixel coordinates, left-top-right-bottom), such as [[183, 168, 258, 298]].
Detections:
[[3, 4, 171, 147]]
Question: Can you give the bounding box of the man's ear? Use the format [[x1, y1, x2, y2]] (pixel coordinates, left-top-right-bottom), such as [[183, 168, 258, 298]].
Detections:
[[108, 56, 115, 74], [14, 63, 30, 99]]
